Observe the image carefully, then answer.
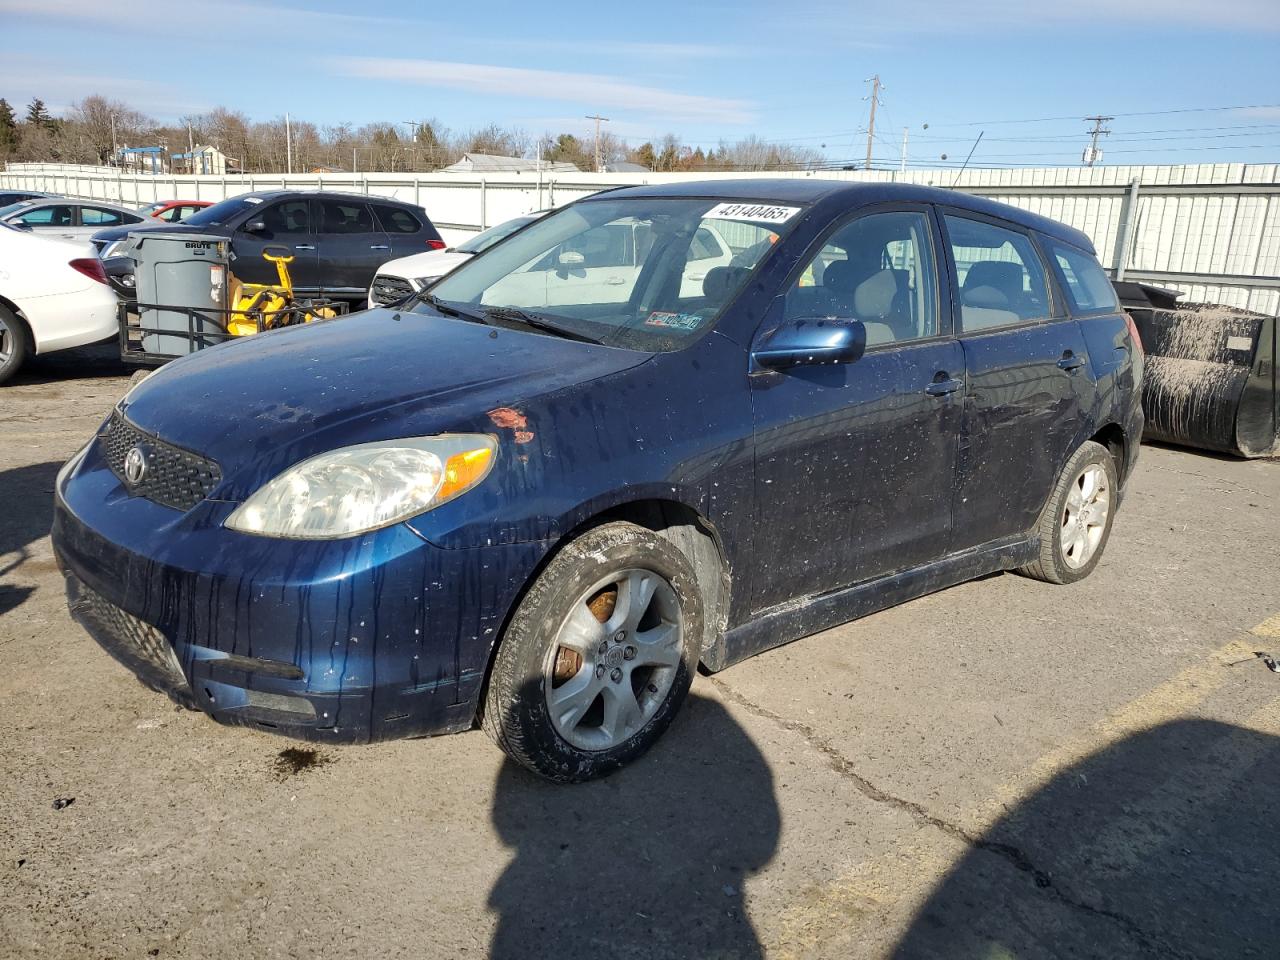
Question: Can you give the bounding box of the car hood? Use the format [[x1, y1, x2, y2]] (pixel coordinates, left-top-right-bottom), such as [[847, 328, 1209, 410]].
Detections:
[[119, 307, 653, 499], [379, 248, 471, 279]]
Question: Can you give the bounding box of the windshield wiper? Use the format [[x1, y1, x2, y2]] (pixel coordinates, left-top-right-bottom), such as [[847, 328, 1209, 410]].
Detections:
[[481, 307, 603, 344], [407, 292, 490, 325]]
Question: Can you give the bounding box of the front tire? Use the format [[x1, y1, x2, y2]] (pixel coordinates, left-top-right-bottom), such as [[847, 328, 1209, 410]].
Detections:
[[482, 522, 704, 783], [1019, 440, 1119, 584], [0, 306, 31, 386]]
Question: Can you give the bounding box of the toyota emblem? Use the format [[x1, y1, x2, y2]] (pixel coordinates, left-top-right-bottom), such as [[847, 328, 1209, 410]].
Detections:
[[123, 446, 149, 485]]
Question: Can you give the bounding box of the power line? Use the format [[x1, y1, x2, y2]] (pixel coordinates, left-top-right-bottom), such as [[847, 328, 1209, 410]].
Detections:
[[933, 102, 1280, 127]]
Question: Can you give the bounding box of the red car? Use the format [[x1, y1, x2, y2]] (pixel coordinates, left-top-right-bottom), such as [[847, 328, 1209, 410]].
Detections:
[[137, 200, 212, 223]]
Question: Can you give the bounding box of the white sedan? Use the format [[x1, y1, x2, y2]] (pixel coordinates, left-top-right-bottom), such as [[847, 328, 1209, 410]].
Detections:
[[0, 222, 119, 385]]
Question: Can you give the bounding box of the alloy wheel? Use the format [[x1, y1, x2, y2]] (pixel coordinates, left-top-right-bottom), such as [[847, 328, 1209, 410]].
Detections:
[[544, 567, 682, 751], [1060, 463, 1110, 569]]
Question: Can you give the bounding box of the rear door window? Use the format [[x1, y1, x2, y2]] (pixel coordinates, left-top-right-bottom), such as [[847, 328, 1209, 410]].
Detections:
[[320, 199, 378, 235], [1047, 239, 1119, 314], [944, 215, 1052, 332], [82, 207, 126, 226]]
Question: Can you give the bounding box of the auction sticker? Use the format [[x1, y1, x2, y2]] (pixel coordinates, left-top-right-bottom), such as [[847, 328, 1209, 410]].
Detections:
[[703, 202, 800, 224], [645, 311, 703, 331]]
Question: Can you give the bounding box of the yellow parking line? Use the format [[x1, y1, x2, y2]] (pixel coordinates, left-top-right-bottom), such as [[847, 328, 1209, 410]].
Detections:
[[1250, 613, 1280, 640], [982, 636, 1257, 823], [773, 635, 1264, 956]]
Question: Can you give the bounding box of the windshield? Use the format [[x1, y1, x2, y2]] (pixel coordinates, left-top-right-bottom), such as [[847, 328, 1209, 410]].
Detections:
[[182, 195, 261, 227], [456, 215, 538, 254], [423, 197, 801, 351], [0, 201, 35, 219]]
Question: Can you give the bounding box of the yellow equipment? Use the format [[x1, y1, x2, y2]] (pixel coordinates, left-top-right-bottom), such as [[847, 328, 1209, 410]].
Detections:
[[227, 247, 337, 337]]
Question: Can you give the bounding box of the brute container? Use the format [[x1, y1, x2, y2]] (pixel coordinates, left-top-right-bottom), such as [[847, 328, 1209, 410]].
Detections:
[[126, 231, 233, 356], [1120, 284, 1279, 458]]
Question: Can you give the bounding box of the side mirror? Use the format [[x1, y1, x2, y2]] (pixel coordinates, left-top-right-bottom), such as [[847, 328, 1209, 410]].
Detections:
[[244, 219, 266, 233], [557, 249, 585, 267], [752, 317, 867, 371]]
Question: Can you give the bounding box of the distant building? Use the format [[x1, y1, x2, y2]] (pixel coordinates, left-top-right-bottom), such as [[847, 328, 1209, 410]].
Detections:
[[116, 146, 167, 175], [171, 145, 230, 176], [604, 160, 650, 173], [442, 153, 579, 174]]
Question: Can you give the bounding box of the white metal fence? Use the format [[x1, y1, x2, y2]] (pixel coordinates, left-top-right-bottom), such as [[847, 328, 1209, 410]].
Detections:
[[5, 161, 1278, 313]]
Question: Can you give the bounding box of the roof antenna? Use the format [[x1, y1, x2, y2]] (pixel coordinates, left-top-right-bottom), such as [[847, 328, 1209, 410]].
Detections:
[[951, 131, 984, 188]]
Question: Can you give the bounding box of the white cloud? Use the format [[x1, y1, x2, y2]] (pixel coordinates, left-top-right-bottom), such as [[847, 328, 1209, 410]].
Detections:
[[804, 0, 1280, 33], [333, 57, 756, 125], [0, 0, 412, 32], [0, 57, 213, 119]]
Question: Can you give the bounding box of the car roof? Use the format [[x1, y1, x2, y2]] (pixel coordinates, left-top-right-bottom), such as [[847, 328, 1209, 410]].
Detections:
[[242, 189, 419, 206], [588, 178, 1094, 251]]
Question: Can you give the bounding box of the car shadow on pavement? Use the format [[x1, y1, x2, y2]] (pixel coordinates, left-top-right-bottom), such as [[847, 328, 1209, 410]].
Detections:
[[0, 461, 62, 614], [488, 690, 780, 960], [11, 341, 131, 385], [892, 718, 1280, 959]]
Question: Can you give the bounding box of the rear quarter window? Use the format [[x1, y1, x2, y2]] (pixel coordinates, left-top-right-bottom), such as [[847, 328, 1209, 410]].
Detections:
[[374, 204, 423, 234], [1047, 239, 1119, 314]]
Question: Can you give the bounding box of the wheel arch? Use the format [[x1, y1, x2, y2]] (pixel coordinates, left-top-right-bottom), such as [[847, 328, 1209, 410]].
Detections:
[[475, 496, 733, 722], [1089, 421, 1130, 481]]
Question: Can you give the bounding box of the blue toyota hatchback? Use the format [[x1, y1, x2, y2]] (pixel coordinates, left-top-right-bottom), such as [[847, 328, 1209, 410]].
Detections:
[[53, 180, 1143, 781]]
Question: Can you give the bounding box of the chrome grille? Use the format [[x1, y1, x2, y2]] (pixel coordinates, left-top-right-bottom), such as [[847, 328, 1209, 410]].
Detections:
[[101, 410, 221, 511], [370, 274, 414, 306]]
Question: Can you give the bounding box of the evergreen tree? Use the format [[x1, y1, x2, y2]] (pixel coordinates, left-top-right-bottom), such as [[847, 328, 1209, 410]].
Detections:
[[26, 97, 55, 128], [0, 98, 17, 156]]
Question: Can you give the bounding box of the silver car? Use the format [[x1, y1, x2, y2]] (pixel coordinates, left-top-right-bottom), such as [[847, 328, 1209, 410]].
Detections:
[[0, 198, 150, 242]]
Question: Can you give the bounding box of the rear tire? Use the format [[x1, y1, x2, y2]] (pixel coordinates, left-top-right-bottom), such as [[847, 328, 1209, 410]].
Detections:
[[0, 306, 31, 386], [481, 521, 704, 783], [1019, 440, 1119, 584]]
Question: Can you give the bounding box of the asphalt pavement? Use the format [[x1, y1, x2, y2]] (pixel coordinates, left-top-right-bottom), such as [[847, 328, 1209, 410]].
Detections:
[[2, 344, 1278, 959]]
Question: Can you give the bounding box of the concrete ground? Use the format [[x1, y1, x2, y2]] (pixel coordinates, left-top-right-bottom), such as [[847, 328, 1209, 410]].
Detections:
[[2, 344, 1278, 960]]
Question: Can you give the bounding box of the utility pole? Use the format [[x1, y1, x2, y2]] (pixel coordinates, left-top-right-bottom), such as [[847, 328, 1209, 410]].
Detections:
[[285, 112, 293, 174], [900, 126, 909, 173], [863, 75, 882, 171], [109, 113, 118, 166], [1083, 115, 1112, 167], [586, 114, 610, 173]]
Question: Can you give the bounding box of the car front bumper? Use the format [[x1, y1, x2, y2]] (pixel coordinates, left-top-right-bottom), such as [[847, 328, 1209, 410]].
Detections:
[[52, 435, 548, 743]]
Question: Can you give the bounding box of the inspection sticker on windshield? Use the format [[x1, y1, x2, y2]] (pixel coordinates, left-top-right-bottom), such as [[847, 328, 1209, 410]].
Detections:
[[703, 202, 800, 224], [645, 311, 703, 331]]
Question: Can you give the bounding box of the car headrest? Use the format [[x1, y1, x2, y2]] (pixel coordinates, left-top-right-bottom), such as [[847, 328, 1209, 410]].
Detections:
[[702, 265, 750, 302], [822, 259, 859, 293], [962, 261, 1024, 295], [853, 268, 898, 319]]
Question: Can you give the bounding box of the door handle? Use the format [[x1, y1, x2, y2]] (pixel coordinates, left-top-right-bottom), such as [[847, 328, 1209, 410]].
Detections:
[[605, 277, 627, 285], [1057, 352, 1085, 371], [687, 272, 706, 281], [369, 244, 390, 251], [925, 376, 963, 397], [294, 244, 316, 251]]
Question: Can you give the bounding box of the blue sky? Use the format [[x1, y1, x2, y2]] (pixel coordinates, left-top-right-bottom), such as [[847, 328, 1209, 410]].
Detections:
[[2, 0, 1278, 168]]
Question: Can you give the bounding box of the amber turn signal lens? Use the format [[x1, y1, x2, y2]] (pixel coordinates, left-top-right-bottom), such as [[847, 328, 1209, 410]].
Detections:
[[439, 446, 494, 502]]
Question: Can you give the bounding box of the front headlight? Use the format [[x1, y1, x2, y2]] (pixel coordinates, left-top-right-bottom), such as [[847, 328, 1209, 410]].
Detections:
[[225, 434, 496, 539], [415, 275, 443, 289], [100, 239, 127, 260]]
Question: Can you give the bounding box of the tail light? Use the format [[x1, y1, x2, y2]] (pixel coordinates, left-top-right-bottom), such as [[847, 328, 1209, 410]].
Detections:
[[1123, 312, 1144, 356], [426, 239, 446, 250], [69, 258, 108, 285]]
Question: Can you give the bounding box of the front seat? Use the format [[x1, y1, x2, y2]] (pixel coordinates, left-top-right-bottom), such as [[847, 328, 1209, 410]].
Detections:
[[962, 261, 1027, 314]]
